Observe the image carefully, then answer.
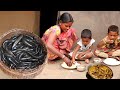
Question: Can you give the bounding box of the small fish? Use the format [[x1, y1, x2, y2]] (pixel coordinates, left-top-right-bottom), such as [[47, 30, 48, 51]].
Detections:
[[22, 40, 33, 47], [27, 52, 45, 59], [20, 57, 32, 60], [1, 34, 47, 70], [12, 34, 23, 50], [21, 58, 38, 62], [24, 35, 34, 40], [2, 40, 15, 57]]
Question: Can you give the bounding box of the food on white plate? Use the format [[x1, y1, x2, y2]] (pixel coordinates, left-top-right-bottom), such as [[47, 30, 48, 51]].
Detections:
[[61, 62, 77, 69]]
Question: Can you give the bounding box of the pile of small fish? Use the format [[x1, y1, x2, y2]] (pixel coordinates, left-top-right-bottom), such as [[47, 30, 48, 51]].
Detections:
[[0, 34, 47, 71]]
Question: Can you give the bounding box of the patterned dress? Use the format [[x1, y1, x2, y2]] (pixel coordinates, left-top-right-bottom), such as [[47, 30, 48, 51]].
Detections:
[[42, 25, 78, 60]]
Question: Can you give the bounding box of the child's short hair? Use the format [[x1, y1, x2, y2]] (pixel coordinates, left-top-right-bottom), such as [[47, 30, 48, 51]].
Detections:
[[58, 12, 74, 23], [108, 25, 119, 34], [81, 29, 92, 39]]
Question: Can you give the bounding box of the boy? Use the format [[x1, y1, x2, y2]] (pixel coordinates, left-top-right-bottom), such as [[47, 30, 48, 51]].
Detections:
[[69, 29, 95, 64], [94, 25, 120, 59]]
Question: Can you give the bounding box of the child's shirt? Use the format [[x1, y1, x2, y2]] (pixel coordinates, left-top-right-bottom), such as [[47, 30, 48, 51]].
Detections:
[[101, 36, 120, 49], [77, 38, 95, 52]]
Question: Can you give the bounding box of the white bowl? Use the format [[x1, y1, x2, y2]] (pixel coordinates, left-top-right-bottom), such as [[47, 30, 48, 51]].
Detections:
[[77, 64, 86, 72], [93, 58, 102, 64]]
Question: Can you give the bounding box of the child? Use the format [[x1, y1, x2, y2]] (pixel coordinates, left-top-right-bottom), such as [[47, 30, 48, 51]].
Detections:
[[69, 29, 95, 64], [94, 25, 120, 59], [42, 12, 78, 66]]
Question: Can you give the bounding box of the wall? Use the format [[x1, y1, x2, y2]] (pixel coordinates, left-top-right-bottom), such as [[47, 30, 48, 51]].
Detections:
[[60, 11, 120, 49], [0, 11, 40, 36]]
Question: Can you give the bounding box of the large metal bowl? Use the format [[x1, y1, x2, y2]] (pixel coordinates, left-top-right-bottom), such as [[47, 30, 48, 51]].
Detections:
[[86, 64, 113, 79]]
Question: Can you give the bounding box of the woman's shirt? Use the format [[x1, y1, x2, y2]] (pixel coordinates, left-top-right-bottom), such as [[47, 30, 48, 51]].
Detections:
[[42, 25, 61, 43], [44, 25, 61, 37], [42, 25, 78, 52]]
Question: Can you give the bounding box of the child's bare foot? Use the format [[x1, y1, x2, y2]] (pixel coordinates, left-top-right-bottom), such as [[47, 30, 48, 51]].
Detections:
[[85, 59, 90, 64], [115, 57, 120, 61]]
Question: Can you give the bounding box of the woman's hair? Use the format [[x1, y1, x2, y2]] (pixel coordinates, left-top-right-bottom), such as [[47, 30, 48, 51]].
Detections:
[[58, 12, 74, 23], [108, 25, 119, 34], [81, 29, 92, 39]]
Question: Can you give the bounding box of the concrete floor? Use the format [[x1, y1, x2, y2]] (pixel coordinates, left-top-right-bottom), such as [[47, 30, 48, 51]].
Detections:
[[0, 11, 120, 79], [34, 60, 89, 79], [0, 58, 120, 79], [34, 58, 120, 79], [36, 11, 120, 79]]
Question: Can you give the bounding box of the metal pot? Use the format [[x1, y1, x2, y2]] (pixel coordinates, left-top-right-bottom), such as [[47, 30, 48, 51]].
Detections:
[[86, 64, 113, 79], [86, 72, 95, 79]]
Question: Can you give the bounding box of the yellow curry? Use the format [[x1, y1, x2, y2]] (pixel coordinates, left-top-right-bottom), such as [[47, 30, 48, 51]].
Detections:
[[88, 64, 113, 79]]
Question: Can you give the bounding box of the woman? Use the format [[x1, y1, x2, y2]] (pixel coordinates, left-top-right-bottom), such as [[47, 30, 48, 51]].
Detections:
[[42, 12, 78, 66]]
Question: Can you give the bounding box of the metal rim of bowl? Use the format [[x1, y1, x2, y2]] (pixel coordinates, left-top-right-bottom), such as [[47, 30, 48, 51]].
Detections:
[[87, 64, 113, 79]]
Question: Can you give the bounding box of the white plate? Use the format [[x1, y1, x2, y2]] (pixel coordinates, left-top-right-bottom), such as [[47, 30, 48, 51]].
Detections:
[[61, 62, 77, 69], [103, 58, 120, 66]]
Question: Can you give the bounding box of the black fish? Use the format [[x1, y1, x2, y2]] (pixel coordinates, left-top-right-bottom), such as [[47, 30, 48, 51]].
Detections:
[[2, 40, 15, 57], [12, 34, 23, 50], [0, 34, 47, 71]]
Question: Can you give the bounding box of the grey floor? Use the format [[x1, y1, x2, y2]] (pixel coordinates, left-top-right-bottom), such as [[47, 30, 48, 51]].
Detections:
[[34, 58, 120, 79], [0, 58, 120, 79]]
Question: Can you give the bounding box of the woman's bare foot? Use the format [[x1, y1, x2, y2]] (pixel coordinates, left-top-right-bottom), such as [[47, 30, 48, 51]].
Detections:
[[85, 59, 90, 64]]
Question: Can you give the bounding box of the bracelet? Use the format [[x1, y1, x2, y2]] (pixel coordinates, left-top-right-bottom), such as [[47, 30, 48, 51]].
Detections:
[[62, 55, 66, 59]]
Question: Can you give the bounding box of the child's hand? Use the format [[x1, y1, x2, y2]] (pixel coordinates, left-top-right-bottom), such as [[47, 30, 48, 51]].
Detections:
[[72, 58, 76, 64], [80, 54, 86, 59], [106, 40, 114, 44], [108, 51, 113, 57]]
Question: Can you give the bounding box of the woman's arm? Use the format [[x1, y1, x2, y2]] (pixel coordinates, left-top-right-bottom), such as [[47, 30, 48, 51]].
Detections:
[[47, 31, 72, 66], [47, 32, 63, 58], [72, 45, 80, 63]]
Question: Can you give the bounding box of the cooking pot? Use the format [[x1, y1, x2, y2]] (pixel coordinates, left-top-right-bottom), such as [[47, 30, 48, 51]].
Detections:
[[86, 64, 113, 79]]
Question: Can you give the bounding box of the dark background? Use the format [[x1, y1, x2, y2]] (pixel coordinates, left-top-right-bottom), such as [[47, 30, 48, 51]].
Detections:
[[40, 10, 58, 38]]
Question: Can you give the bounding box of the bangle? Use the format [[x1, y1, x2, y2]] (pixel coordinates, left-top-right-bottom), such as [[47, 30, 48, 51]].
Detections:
[[62, 55, 66, 59]]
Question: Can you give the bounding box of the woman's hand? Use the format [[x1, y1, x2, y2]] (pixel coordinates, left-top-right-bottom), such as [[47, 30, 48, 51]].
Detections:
[[63, 56, 72, 66]]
